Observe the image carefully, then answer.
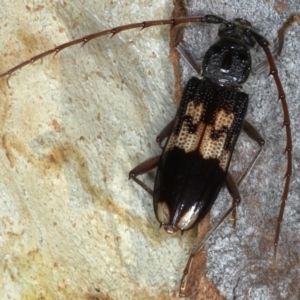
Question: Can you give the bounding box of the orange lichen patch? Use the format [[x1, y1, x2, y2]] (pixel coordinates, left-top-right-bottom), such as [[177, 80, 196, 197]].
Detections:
[[25, 4, 45, 12], [2, 132, 65, 173], [96, 112, 101, 122], [274, 2, 288, 14], [52, 119, 61, 132], [15, 29, 43, 58]]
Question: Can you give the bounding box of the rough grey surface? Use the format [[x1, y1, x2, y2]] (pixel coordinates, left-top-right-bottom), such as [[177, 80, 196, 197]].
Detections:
[[181, 1, 300, 299]]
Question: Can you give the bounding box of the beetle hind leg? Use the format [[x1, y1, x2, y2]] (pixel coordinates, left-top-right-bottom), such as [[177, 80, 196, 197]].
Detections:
[[181, 122, 265, 296], [180, 172, 241, 297], [128, 155, 160, 196]]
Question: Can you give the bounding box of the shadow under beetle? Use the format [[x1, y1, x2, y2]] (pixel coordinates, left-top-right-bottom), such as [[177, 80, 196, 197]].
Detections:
[[0, 13, 295, 297]]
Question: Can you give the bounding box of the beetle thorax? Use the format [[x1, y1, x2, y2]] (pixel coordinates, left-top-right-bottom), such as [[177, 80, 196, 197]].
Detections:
[[202, 38, 252, 86]]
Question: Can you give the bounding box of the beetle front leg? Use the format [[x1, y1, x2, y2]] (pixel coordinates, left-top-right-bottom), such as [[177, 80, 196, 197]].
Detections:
[[175, 26, 202, 74], [229, 120, 265, 225], [129, 155, 160, 196], [276, 14, 300, 58], [252, 14, 300, 74]]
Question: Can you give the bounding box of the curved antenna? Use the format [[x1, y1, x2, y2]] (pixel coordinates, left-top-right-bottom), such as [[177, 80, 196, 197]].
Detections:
[[250, 29, 292, 265], [0, 15, 227, 78]]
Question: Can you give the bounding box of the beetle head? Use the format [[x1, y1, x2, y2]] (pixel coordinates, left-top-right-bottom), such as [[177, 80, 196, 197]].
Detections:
[[218, 19, 256, 48]]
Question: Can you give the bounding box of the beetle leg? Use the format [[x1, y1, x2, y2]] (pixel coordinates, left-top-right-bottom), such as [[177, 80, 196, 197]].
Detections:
[[237, 120, 265, 185], [252, 14, 300, 74], [156, 119, 175, 148], [180, 118, 268, 294], [180, 172, 240, 296], [226, 172, 242, 228], [228, 121, 265, 225], [128, 155, 160, 196], [175, 26, 202, 74], [276, 14, 300, 59]]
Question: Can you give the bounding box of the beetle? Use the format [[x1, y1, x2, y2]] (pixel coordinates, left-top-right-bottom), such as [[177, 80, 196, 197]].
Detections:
[[0, 3, 298, 298], [126, 15, 293, 296]]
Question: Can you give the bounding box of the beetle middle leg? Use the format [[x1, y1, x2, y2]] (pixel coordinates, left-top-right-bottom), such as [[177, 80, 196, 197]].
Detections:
[[156, 119, 175, 149], [230, 120, 265, 225], [129, 118, 175, 194]]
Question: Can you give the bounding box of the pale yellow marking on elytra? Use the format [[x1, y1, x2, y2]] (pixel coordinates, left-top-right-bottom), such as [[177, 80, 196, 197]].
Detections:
[[200, 110, 235, 170], [166, 102, 204, 152], [156, 202, 171, 224], [165, 103, 235, 171]]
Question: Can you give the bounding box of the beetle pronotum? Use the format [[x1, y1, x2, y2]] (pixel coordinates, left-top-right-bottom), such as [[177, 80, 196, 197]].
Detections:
[[0, 1, 300, 298]]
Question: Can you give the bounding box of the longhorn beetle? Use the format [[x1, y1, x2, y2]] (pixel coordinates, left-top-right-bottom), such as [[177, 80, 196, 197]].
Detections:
[[0, 11, 295, 297]]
